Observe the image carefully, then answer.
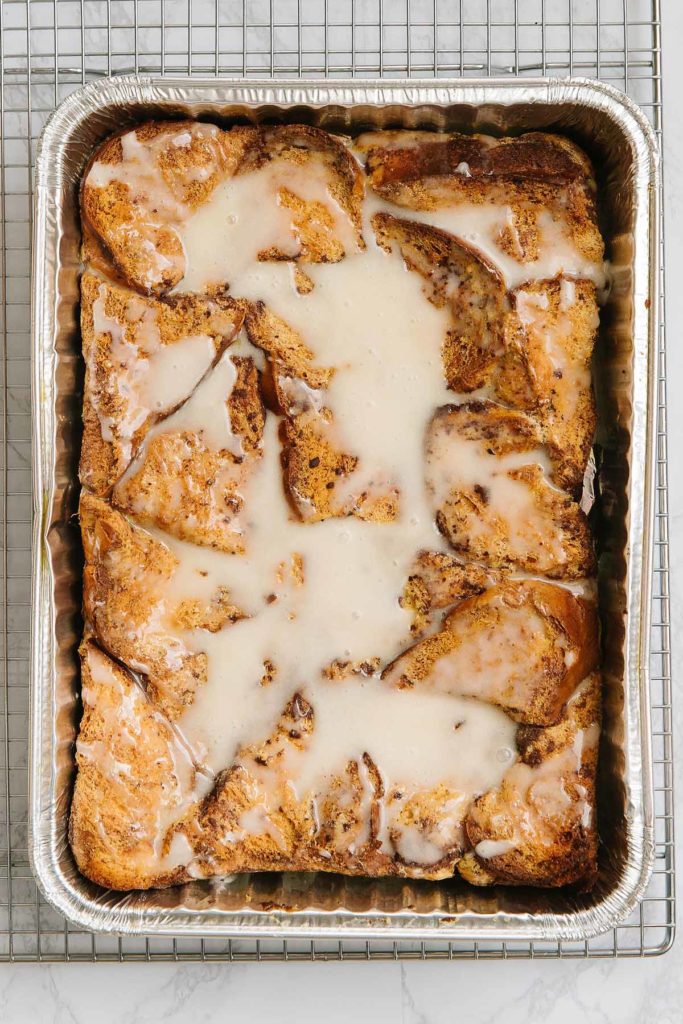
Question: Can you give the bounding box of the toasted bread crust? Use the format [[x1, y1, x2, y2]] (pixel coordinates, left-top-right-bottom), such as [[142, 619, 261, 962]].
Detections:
[[81, 121, 253, 295], [358, 130, 595, 187], [70, 641, 196, 890], [458, 673, 601, 888], [79, 271, 244, 495], [80, 494, 217, 719], [385, 580, 599, 725], [426, 402, 595, 577], [360, 130, 603, 270]]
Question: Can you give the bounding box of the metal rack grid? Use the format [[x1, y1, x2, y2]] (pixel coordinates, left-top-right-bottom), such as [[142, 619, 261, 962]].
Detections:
[[0, 0, 672, 961]]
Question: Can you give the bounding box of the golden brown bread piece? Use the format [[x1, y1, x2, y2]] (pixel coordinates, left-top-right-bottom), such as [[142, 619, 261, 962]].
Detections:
[[401, 551, 497, 636], [80, 494, 242, 720], [385, 580, 598, 725], [114, 432, 244, 551], [458, 673, 601, 889], [112, 352, 265, 551], [243, 300, 333, 389], [506, 279, 598, 491], [407, 552, 497, 610], [79, 271, 245, 495], [244, 300, 399, 522], [357, 130, 596, 187], [359, 130, 603, 273], [81, 120, 253, 295], [372, 211, 510, 391], [426, 401, 595, 578], [168, 695, 315, 879], [238, 124, 365, 264], [227, 356, 269, 455], [70, 640, 200, 890], [373, 215, 598, 491], [279, 410, 399, 523], [81, 122, 364, 296]]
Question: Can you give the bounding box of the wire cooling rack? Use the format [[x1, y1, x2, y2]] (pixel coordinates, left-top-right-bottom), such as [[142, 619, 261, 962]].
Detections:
[[0, 0, 673, 961]]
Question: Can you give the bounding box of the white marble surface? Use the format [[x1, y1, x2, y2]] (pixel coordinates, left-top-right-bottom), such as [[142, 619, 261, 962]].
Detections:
[[3, 6, 683, 1021]]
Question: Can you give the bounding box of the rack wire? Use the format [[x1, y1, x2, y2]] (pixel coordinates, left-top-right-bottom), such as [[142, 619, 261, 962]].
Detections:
[[0, 0, 673, 961]]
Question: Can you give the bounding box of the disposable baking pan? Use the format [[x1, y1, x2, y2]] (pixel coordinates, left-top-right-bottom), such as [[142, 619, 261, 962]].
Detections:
[[30, 76, 659, 941]]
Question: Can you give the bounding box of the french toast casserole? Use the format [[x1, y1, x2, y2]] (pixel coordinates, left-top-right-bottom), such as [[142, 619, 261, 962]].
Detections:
[[72, 121, 606, 892]]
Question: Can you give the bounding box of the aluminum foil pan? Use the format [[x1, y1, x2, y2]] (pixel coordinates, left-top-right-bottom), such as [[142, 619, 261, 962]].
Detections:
[[30, 76, 660, 940]]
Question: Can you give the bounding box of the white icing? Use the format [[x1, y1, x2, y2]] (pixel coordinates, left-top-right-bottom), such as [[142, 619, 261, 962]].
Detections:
[[145, 223, 519, 810], [560, 277, 576, 309], [176, 157, 360, 294], [143, 334, 217, 414], [474, 839, 516, 859], [289, 681, 516, 800], [154, 347, 240, 454]]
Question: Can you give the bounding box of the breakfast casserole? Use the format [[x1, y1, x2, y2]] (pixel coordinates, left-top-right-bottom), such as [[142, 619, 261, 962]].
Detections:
[[71, 121, 605, 891]]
